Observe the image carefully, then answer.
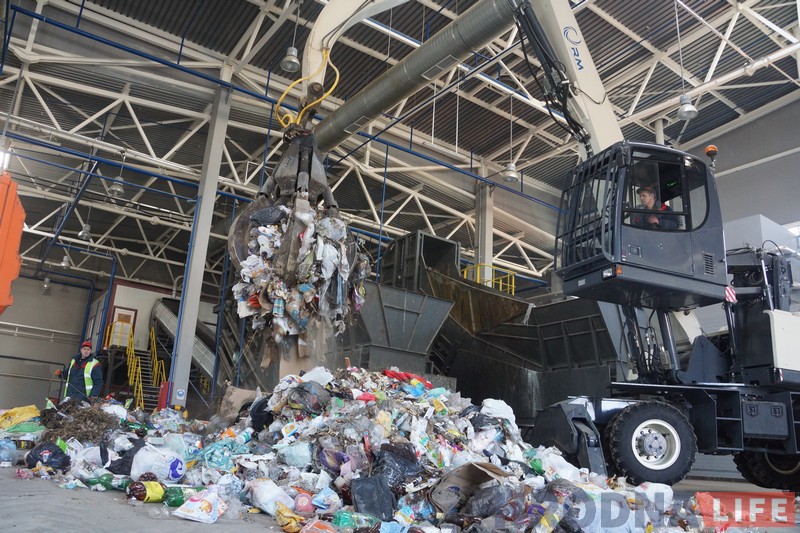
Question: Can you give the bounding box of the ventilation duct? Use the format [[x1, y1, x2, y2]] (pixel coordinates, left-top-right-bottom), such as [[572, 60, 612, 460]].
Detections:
[[314, 0, 517, 152]]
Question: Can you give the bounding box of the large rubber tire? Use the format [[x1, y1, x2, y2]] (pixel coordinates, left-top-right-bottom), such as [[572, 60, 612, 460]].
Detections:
[[607, 400, 696, 485], [733, 451, 800, 491], [732, 452, 763, 486]]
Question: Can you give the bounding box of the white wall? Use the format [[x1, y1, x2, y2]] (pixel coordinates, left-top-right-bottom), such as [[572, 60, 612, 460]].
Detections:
[[0, 277, 90, 408], [110, 283, 219, 350], [689, 98, 800, 225], [111, 283, 168, 350]]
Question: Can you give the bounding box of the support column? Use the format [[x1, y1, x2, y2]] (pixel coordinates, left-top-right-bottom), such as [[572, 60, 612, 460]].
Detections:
[[795, 18, 800, 75], [475, 161, 494, 287], [170, 80, 232, 407], [654, 118, 665, 145]]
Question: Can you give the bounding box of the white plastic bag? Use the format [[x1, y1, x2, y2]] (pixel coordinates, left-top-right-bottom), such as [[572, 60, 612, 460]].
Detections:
[[101, 404, 128, 421], [301, 366, 334, 387], [129, 444, 185, 482], [537, 447, 581, 482], [248, 478, 294, 516], [635, 482, 673, 512], [70, 459, 110, 483], [74, 445, 118, 468], [481, 398, 516, 425], [278, 442, 312, 468]]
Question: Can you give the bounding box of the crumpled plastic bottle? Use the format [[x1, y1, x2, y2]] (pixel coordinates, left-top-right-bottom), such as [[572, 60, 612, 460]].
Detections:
[[0, 440, 17, 467], [331, 510, 380, 530]]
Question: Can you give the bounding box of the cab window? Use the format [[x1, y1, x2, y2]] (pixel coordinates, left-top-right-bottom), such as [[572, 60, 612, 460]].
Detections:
[[622, 149, 708, 231]]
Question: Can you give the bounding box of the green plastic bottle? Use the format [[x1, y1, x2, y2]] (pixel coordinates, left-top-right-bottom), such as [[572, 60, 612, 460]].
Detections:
[[99, 473, 131, 491]]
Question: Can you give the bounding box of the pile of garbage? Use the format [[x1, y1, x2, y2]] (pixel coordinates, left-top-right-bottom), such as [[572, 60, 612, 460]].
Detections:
[[231, 196, 370, 356], [2, 366, 794, 532]]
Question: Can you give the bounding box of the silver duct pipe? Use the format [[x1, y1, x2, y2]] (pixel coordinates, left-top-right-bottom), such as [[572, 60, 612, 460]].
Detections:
[[314, 0, 517, 152]]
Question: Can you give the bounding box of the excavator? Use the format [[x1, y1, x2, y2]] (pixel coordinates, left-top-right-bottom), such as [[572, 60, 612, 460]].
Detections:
[[228, 0, 800, 490]]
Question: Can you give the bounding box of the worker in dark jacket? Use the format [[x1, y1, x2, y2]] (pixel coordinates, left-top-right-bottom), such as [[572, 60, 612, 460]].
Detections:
[[631, 185, 679, 230], [57, 340, 104, 401]]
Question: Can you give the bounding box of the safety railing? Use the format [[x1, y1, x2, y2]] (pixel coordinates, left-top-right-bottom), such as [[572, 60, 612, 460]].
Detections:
[[199, 374, 210, 395], [124, 331, 144, 410], [104, 320, 134, 348], [461, 264, 516, 295], [148, 327, 167, 387]]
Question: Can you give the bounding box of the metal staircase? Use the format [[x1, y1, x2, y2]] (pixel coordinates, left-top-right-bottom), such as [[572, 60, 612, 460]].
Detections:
[[134, 348, 161, 412]]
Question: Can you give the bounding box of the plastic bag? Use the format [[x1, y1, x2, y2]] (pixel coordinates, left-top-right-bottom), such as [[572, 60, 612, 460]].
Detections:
[[311, 486, 342, 511], [25, 441, 70, 471], [150, 408, 187, 432], [481, 399, 516, 425], [74, 445, 118, 468], [635, 482, 673, 512], [301, 367, 334, 387], [275, 502, 304, 533], [248, 395, 274, 432], [71, 459, 111, 483], [351, 475, 395, 521], [173, 490, 228, 524], [317, 448, 350, 475], [0, 405, 39, 429], [286, 381, 331, 414], [536, 447, 581, 482], [278, 441, 313, 468], [463, 485, 514, 518], [249, 478, 294, 515], [372, 444, 423, 487], [101, 404, 128, 421], [107, 438, 145, 475], [129, 444, 185, 482]]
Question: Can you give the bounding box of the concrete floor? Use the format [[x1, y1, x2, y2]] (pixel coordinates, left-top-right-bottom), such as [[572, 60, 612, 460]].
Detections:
[[0, 466, 281, 532], [1, 466, 795, 532]]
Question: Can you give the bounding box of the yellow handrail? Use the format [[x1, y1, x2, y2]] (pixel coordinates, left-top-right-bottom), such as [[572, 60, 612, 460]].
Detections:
[[199, 374, 210, 395], [105, 320, 134, 349], [148, 328, 166, 387], [119, 332, 143, 410], [461, 264, 516, 295]]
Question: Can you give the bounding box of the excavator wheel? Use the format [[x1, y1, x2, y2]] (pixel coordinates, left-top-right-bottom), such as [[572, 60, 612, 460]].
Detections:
[[607, 400, 696, 485], [732, 451, 765, 486], [733, 451, 800, 491]]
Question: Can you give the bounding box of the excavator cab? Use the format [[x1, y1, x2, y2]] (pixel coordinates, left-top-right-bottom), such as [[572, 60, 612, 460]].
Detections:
[[555, 141, 727, 310]]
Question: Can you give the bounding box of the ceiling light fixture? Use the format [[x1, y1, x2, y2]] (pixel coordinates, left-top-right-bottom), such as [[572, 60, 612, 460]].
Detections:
[[60, 254, 71, 268], [78, 223, 92, 241], [108, 153, 126, 198], [280, 3, 302, 73], [673, 0, 697, 121], [42, 277, 51, 291], [78, 204, 92, 241], [676, 94, 698, 121], [501, 162, 520, 184]]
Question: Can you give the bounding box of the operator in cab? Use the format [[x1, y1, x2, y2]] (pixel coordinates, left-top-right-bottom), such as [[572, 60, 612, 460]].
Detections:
[[630, 185, 678, 230]]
